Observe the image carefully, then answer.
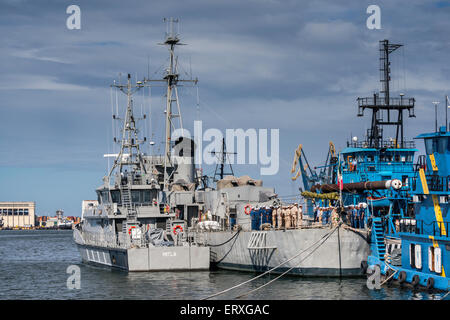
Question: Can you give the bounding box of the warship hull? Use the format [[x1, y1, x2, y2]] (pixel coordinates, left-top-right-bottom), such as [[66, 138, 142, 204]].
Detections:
[[75, 242, 210, 271], [205, 227, 370, 276]]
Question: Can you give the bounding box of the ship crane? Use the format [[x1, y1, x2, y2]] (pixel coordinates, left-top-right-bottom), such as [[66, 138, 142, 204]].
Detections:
[[290, 142, 337, 192]]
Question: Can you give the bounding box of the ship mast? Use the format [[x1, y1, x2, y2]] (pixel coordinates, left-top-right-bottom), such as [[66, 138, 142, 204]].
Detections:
[[211, 138, 236, 182], [356, 40, 415, 149], [108, 74, 147, 179], [145, 17, 198, 192]]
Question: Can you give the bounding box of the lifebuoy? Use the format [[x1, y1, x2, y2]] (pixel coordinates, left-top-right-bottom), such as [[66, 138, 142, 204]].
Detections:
[[173, 225, 183, 235], [128, 226, 136, 235], [244, 204, 252, 215]]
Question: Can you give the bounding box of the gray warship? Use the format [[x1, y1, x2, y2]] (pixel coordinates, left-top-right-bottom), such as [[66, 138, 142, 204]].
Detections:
[[74, 18, 370, 276], [73, 19, 209, 271]]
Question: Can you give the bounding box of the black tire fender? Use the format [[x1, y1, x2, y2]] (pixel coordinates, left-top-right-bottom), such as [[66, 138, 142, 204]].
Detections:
[[361, 261, 368, 274], [398, 271, 407, 284], [412, 274, 420, 287], [426, 277, 434, 290]]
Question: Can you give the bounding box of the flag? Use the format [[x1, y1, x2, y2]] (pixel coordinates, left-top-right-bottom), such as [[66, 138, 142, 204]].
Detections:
[[338, 173, 343, 191]]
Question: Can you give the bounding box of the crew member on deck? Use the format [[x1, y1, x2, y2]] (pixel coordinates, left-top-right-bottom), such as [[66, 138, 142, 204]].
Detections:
[[358, 204, 365, 229], [272, 206, 277, 229], [284, 206, 291, 229], [291, 204, 298, 229], [298, 204, 303, 226], [266, 206, 273, 226], [277, 206, 283, 230]]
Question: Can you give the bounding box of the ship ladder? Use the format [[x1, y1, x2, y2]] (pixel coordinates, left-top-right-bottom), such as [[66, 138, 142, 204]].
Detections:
[[247, 231, 277, 250], [121, 183, 137, 222], [372, 218, 386, 262]]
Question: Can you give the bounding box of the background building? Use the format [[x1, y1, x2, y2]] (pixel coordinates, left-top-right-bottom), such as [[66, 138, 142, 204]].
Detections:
[[0, 202, 36, 229]]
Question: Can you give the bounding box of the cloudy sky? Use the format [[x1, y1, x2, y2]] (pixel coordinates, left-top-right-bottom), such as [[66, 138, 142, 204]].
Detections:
[[1, 0, 450, 216]]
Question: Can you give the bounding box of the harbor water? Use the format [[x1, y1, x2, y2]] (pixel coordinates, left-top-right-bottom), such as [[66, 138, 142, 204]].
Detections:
[[0, 230, 445, 300]]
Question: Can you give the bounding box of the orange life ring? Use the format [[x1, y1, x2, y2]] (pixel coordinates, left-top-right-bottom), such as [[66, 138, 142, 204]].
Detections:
[[173, 225, 183, 235], [244, 204, 252, 215], [128, 226, 136, 235]]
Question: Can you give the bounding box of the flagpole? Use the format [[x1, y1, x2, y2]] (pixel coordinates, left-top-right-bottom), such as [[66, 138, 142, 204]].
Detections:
[[338, 152, 343, 208], [446, 95, 448, 132]]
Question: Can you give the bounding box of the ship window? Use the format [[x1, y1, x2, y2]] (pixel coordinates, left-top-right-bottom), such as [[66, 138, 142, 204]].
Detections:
[[111, 190, 121, 204], [410, 244, 416, 268], [8, 209, 12, 216], [131, 190, 140, 203], [142, 190, 155, 203], [407, 154, 413, 162], [13, 209, 18, 216], [394, 154, 401, 162], [367, 154, 374, 162], [101, 191, 109, 204], [425, 139, 433, 155], [18, 209, 23, 216], [428, 247, 435, 272], [24, 209, 29, 216], [438, 137, 448, 154]]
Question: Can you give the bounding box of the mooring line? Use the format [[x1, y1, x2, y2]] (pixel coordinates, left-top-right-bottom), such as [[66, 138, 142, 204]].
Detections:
[[232, 226, 339, 299], [202, 224, 340, 300]]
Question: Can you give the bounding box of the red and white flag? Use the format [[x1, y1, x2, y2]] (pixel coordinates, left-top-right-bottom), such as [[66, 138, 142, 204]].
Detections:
[[338, 173, 343, 191]]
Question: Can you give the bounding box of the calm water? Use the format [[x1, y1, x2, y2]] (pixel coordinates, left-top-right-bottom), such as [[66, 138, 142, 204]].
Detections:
[[0, 230, 446, 300]]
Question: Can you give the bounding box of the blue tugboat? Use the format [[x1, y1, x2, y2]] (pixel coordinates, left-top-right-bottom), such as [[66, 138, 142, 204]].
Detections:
[[340, 40, 417, 212], [367, 124, 450, 291], [305, 40, 418, 223]]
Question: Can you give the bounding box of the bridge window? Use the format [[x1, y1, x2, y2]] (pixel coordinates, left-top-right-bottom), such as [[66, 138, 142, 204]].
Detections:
[[438, 137, 448, 154], [425, 138, 438, 155], [111, 190, 121, 204]]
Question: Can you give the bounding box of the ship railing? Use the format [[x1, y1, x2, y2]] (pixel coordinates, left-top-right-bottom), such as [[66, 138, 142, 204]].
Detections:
[[78, 230, 135, 249], [410, 175, 450, 192], [399, 218, 418, 234], [346, 140, 415, 149], [357, 96, 415, 108], [399, 219, 449, 238], [432, 221, 449, 238]]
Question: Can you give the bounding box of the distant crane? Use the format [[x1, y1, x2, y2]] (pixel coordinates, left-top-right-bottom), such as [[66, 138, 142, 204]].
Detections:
[[290, 142, 338, 191]]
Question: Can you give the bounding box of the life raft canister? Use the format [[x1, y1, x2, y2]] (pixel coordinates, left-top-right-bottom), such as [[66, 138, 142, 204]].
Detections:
[[173, 225, 183, 235], [128, 226, 136, 235], [244, 204, 252, 215]]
